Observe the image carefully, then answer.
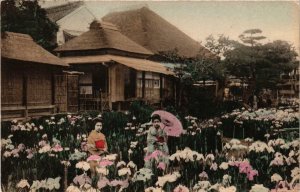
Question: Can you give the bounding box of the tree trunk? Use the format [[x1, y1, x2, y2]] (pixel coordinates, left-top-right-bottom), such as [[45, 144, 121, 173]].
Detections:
[[178, 82, 183, 108], [214, 80, 225, 102]]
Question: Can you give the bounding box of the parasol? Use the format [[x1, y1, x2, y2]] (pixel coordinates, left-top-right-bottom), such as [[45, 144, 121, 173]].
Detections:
[[151, 110, 183, 137]]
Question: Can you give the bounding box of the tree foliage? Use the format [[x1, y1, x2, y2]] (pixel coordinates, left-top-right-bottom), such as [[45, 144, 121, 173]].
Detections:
[[238, 28, 266, 46], [205, 34, 237, 58], [224, 29, 298, 92], [1, 0, 59, 50]]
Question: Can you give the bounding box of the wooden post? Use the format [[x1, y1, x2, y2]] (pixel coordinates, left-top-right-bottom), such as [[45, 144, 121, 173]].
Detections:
[[142, 71, 145, 99], [23, 71, 28, 119], [160, 74, 163, 99], [76, 75, 80, 113], [108, 67, 112, 110], [51, 71, 55, 113], [174, 78, 177, 107], [215, 80, 218, 97], [64, 165, 68, 191], [118, 102, 122, 111]]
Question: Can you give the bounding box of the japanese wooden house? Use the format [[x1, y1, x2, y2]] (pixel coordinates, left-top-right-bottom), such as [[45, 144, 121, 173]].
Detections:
[[55, 20, 175, 111], [276, 67, 299, 99], [1, 32, 74, 120], [43, 1, 94, 46], [102, 6, 213, 59]]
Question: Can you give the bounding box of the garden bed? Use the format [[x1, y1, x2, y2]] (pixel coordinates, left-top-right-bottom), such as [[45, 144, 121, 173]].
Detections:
[[1, 105, 299, 192]]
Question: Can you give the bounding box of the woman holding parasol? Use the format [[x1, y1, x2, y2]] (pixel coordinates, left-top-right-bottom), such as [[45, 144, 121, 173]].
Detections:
[[144, 111, 183, 172]]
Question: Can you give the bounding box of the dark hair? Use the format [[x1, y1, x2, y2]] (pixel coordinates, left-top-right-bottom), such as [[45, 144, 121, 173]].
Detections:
[[93, 117, 102, 123], [91, 117, 102, 131], [151, 114, 161, 122]]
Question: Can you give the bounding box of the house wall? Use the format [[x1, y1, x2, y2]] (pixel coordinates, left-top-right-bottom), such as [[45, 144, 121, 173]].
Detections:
[[1, 62, 53, 107], [1, 62, 23, 107], [109, 64, 125, 102], [26, 66, 52, 106], [1, 60, 65, 120]]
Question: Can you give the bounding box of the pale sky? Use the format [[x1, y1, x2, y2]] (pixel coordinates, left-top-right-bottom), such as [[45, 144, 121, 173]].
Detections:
[[42, 1, 300, 53]]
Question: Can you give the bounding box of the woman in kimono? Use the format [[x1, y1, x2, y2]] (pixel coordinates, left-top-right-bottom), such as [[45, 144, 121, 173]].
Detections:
[[87, 118, 108, 155], [144, 114, 169, 171], [87, 117, 108, 177]]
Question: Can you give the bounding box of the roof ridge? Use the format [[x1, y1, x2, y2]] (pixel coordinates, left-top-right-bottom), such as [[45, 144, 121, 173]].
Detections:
[[3, 32, 33, 40], [45, 1, 85, 22], [90, 20, 119, 31], [63, 29, 85, 33], [45, 1, 84, 13], [139, 8, 149, 47]]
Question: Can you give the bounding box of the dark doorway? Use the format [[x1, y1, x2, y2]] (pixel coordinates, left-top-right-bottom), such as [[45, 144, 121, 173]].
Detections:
[[125, 69, 136, 99]]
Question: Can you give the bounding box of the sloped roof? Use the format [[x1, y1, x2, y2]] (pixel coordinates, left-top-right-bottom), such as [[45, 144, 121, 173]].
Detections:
[[63, 29, 84, 43], [55, 20, 153, 56], [102, 7, 213, 58], [63, 29, 84, 37], [1, 32, 68, 66], [60, 54, 174, 75], [45, 1, 84, 22]]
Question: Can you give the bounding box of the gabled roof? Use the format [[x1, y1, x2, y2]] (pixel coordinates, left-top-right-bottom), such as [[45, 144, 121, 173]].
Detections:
[[63, 29, 84, 43], [45, 1, 84, 22], [55, 20, 153, 56], [1, 32, 68, 66], [102, 7, 214, 59], [60, 54, 174, 75]]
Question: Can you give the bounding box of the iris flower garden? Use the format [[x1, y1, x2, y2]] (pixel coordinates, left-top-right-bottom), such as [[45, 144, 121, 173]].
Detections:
[[1, 100, 299, 192]]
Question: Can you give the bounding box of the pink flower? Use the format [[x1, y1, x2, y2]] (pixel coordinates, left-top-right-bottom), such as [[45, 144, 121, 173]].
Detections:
[[239, 161, 252, 174], [27, 153, 33, 159], [229, 161, 258, 181], [247, 169, 258, 181], [199, 171, 208, 179], [38, 140, 47, 147], [157, 162, 166, 170], [81, 142, 88, 151], [210, 163, 218, 171], [52, 144, 63, 152], [73, 174, 91, 186], [87, 155, 101, 162], [11, 149, 20, 157], [68, 115, 77, 122], [11, 125, 19, 131], [174, 184, 189, 192], [109, 180, 123, 187], [277, 180, 289, 188], [228, 161, 240, 167], [97, 177, 110, 189], [18, 143, 25, 151], [99, 160, 114, 167], [108, 179, 129, 188], [144, 150, 165, 161]]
